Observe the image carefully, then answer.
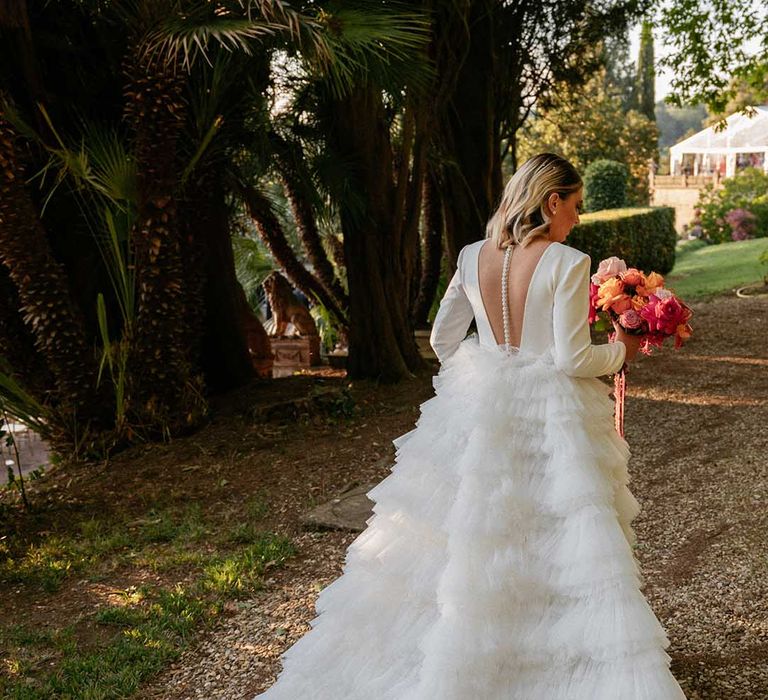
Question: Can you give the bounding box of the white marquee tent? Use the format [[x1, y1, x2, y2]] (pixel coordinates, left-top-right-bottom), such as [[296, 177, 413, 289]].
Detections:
[[669, 106, 768, 177]]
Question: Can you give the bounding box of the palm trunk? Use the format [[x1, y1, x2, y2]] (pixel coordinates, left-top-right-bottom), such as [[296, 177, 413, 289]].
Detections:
[[0, 264, 52, 395], [326, 233, 346, 278], [182, 175, 254, 392], [241, 184, 348, 325], [270, 131, 349, 314], [0, 110, 99, 417], [124, 54, 205, 432]]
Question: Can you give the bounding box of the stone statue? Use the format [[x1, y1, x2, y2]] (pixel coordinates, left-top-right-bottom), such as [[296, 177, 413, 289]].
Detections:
[[263, 271, 319, 338]]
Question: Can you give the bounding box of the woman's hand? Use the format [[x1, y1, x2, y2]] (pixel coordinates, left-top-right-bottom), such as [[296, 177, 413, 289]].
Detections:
[[611, 320, 643, 362]]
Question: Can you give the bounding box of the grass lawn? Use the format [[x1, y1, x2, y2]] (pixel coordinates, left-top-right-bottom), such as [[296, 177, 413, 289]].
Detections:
[[0, 374, 414, 699], [665, 238, 768, 299], [0, 494, 295, 699]]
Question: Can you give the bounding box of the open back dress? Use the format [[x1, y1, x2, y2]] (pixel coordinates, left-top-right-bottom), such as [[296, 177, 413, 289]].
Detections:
[[253, 239, 687, 700]]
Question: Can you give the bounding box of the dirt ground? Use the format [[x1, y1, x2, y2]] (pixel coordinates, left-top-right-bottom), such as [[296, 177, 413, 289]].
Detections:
[[145, 291, 768, 700], [3, 290, 767, 699]]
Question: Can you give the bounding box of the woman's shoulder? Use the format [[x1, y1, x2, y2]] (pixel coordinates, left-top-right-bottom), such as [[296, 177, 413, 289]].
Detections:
[[549, 241, 590, 269], [459, 240, 486, 259], [456, 240, 486, 275]]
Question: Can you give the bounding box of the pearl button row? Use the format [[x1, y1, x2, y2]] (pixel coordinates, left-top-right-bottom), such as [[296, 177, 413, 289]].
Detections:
[[501, 245, 512, 350]]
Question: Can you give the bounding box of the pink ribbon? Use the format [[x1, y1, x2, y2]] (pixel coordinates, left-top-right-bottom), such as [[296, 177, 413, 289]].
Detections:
[[614, 367, 626, 438], [608, 330, 627, 438]]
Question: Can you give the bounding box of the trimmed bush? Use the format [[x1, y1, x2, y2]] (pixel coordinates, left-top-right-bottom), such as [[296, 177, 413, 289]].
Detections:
[[567, 207, 677, 274], [583, 159, 629, 212]]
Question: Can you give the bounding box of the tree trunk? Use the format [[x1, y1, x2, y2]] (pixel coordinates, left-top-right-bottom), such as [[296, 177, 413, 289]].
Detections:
[[0, 109, 100, 418], [327, 233, 346, 276], [241, 184, 348, 325], [412, 166, 444, 327], [438, 0, 497, 263], [327, 86, 424, 382], [269, 131, 349, 315], [124, 54, 205, 433], [0, 264, 53, 395], [182, 176, 254, 393]]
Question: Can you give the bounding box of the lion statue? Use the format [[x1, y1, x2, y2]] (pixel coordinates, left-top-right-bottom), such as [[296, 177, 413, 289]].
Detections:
[[263, 271, 319, 338]]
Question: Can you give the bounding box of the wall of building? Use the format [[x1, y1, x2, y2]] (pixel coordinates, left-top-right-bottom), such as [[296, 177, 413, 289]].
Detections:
[[650, 174, 723, 233]]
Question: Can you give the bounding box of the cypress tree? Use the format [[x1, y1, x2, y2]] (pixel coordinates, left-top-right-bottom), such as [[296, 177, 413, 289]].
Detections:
[[635, 20, 656, 121]]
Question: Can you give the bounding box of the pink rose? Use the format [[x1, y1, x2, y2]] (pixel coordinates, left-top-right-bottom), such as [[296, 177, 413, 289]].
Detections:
[[591, 256, 628, 285], [639, 295, 661, 333], [618, 309, 644, 330], [640, 294, 688, 336], [657, 296, 687, 335]]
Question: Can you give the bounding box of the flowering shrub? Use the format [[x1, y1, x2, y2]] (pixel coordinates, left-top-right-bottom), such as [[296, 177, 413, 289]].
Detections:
[[696, 168, 768, 243], [724, 208, 756, 241]]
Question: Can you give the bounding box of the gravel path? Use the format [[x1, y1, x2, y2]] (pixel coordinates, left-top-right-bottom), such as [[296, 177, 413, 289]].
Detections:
[[141, 292, 768, 700]]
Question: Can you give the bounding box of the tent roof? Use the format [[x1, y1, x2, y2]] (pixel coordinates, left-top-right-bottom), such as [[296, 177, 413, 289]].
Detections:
[[670, 106, 768, 154]]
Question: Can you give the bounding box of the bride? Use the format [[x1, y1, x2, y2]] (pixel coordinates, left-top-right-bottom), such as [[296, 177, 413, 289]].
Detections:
[[254, 153, 687, 699]]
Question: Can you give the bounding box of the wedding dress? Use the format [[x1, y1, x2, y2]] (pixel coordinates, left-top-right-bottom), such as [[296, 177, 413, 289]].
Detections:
[[253, 239, 687, 699]]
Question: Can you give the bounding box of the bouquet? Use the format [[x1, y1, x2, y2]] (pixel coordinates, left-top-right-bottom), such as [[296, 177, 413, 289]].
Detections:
[[588, 256, 694, 436]]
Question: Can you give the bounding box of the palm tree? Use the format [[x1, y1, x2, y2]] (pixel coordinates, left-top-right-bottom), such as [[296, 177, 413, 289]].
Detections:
[[0, 106, 102, 430], [0, 0, 438, 452]]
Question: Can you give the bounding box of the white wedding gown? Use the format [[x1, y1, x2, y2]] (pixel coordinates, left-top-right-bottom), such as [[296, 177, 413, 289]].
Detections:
[[254, 240, 687, 699]]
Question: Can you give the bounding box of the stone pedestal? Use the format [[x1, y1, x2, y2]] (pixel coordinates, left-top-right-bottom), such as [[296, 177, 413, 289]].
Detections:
[[269, 336, 321, 378]]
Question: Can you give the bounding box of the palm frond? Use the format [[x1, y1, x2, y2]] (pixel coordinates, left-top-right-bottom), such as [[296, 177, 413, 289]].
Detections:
[[99, 206, 136, 326], [309, 2, 433, 96], [141, 0, 325, 71], [145, 15, 279, 70], [232, 234, 276, 310], [29, 107, 137, 209], [0, 362, 49, 437], [79, 121, 137, 204]]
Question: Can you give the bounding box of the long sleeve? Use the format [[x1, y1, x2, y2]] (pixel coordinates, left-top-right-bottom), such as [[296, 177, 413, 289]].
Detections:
[[552, 254, 626, 377], [429, 248, 474, 363]]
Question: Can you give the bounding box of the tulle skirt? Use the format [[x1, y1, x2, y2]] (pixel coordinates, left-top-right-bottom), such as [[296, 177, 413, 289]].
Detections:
[[253, 335, 687, 699]]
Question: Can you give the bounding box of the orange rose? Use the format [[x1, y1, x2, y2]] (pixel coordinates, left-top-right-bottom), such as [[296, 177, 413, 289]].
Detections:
[[620, 268, 645, 287], [596, 278, 629, 311], [631, 295, 648, 311], [637, 271, 664, 295], [612, 294, 633, 313]]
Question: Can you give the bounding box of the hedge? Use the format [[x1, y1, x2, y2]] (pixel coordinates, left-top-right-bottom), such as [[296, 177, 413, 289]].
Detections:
[[567, 206, 677, 275], [583, 159, 628, 212]]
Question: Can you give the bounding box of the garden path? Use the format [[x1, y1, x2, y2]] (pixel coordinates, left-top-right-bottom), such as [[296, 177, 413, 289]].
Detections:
[[142, 292, 768, 700]]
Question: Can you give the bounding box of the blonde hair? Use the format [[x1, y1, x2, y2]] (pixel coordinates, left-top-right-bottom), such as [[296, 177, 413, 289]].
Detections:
[[486, 153, 582, 249]]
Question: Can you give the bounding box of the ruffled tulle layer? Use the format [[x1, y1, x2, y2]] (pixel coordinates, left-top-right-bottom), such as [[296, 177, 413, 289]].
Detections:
[[254, 336, 687, 699]]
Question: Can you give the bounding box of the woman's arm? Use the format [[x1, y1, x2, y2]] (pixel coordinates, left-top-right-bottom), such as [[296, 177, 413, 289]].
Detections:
[[429, 247, 474, 363], [552, 255, 626, 377]]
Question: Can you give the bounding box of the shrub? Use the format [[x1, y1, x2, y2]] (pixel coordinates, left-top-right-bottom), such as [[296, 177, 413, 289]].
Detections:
[[724, 208, 756, 241], [583, 160, 629, 212], [568, 207, 677, 274], [697, 167, 768, 243]]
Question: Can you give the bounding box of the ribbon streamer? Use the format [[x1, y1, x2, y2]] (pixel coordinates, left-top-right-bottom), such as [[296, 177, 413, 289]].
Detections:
[[614, 367, 626, 437], [607, 329, 627, 437]]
